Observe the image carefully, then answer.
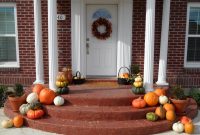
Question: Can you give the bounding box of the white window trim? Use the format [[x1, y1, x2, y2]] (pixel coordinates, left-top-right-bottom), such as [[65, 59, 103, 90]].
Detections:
[[0, 3, 19, 68], [184, 3, 200, 68]]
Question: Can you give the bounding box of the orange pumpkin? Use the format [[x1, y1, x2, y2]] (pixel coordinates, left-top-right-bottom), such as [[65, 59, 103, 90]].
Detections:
[[184, 122, 195, 134], [39, 88, 56, 105], [154, 88, 166, 96], [155, 106, 166, 119], [180, 116, 192, 125], [144, 92, 159, 106], [13, 115, 23, 128], [132, 97, 146, 109], [166, 110, 176, 121], [32, 84, 45, 95], [163, 103, 175, 111], [27, 109, 44, 119], [119, 73, 129, 78]]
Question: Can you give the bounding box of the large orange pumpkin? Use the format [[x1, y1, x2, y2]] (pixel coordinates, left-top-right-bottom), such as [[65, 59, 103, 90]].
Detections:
[[132, 97, 146, 109], [163, 103, 175, 111], [184, 122, 195, 134], [32, 84, 45, 95], [154, 88, 166, 96], [155, 106, 166, 119], [39, 88, 56, 105], [144, 92, 159, 106], [166, 110, 176, 121], [180, 116, 192, 125], [13, 115, 23, 128]]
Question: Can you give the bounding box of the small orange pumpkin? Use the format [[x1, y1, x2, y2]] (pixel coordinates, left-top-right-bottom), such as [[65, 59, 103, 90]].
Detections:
[[166, 110, 176, 121], [154, 88, 166, 96], [13, 115, 23, 128], [27, 109, 44, 119], [184, 122, 195, 134], [163, 103, 175, 111], [155, 106, 166, 120], [32, 84, 45, 95], [56, 72, 67, 82], [39, 88, 56, 105], [180, 116, 192, 125], [144, 92, 159, 106], [132, 97, 146, 109]]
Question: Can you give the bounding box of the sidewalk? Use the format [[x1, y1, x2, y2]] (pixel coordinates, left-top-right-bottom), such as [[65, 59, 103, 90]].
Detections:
[[0, 108, 199, 135]]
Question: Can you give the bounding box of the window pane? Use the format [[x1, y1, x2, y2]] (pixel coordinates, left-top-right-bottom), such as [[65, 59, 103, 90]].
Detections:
[[0, 37, 16, 62], [189, 21, 198, 34], [190, 8, 198, 22], [0, 7, 15, 34], [187, 37, 200, 62], [6, 22, 15, 34]]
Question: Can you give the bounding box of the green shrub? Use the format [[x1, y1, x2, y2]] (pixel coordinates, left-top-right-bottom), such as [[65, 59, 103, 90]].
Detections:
[[0, 85, 8, 108], [189, 88, 200, 105]]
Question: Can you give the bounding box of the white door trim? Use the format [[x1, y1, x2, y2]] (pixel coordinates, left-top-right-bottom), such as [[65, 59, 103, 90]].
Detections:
[[71, 0, 133, 77]]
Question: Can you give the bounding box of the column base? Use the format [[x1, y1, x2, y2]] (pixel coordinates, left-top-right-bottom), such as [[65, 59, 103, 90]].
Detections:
[[33, 80, 44, 84], [144, 84, 154, 92], [156, 81, 169, 86]]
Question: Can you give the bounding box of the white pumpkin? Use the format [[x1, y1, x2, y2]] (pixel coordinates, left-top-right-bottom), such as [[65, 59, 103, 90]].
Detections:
[[26, 92, 38, 104], [1, 119, 13, 128], [172, 121, 184, 133], [54, 96, 64, 106], [159, 95, 168, 105]]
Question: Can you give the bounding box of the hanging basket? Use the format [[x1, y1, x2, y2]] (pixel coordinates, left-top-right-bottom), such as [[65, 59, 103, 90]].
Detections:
[[117, 67, 131, 85], [72, 71, 86, 85]]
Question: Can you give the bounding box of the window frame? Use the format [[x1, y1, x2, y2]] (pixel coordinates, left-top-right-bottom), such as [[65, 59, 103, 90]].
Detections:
[[184, 3, 200, 68], [0, 3, 19, 68]]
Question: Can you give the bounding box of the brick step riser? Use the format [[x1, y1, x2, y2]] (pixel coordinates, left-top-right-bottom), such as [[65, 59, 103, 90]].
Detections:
[[64, 97, 139, 106], [43, 106, 156, 121], [4, 107, 172, 135]]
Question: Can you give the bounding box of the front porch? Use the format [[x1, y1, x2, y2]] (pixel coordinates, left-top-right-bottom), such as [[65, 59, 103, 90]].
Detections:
[[33, 0, 171, 91]]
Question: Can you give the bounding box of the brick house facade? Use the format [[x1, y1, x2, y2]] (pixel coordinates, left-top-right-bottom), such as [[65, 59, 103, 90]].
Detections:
[[0, 0, 200, 88]]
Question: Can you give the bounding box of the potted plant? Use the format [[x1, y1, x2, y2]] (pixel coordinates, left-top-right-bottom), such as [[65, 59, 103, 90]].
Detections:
[[0, 85, 8, 108], [7, 83, 26, 112], [169, 85, 188, 114]]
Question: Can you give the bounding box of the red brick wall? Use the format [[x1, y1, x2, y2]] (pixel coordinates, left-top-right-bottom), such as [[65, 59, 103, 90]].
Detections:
[[132, 0, 200, 87], [0, 0, 199, 88], [0, 0, 71, 86]]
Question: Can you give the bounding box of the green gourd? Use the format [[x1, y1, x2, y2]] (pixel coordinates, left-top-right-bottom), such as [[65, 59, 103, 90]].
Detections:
[[29, 102, 43, 110], [146, 112, 158, 121], [19, 104, 31, 115], [131, 87, 145, 94], [56, 87, 69, 95]]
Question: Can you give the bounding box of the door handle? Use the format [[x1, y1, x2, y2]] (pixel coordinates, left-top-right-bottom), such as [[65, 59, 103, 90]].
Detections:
[[86, 43, 89, 55]]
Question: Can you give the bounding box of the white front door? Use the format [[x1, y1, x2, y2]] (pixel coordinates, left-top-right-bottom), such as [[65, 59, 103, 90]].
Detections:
[[86, 5, 118, 76]]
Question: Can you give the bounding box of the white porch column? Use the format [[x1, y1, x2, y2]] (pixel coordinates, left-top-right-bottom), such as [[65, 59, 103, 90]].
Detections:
[[156, 0, 171, 86], [48, 0, 58, 90], [33, 0, 44, 84], [143, 0, 156, 92]]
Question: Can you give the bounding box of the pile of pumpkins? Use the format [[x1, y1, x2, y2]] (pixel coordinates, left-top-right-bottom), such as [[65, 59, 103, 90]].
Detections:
[[132, 74, 145, 94], [21, 84, 65, 119], [132, 88, 195, 134], [55, 72, 69, 94], [1, 84, 66, 129], [1, 115, 24, 128]]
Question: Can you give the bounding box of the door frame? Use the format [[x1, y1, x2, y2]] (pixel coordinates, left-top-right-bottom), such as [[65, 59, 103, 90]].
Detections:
[[71, 0, 133, 77]]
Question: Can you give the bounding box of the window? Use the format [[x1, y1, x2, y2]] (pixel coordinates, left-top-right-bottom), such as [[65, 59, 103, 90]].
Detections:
[[0, 3, 19, 68], [185, 3, 200, 68]]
